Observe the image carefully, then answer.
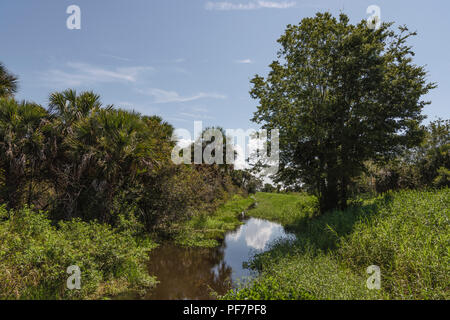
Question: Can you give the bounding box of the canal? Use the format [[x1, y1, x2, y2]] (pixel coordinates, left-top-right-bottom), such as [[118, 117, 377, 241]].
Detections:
[[144, 217, 296, 300]]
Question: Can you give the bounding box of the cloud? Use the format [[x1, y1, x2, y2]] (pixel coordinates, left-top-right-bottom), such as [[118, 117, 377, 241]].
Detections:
[[191, 106, 209, 113], [245, 225, 273, 250], [176, 138, 194, 148], [205, 1, 296, 10], [235, 59, 253, 64], [137, 88, 226, 104], [227, 227, 243, 242], [99, 54, 131, 62], [41, 62, 153, 87], [166, 116, 192, 123], [179, 112, 214, 120]]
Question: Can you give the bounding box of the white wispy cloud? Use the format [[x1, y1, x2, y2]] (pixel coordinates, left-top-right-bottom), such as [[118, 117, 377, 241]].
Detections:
[[137, 88, 226, 104], [41, 62, 153, 87], [190, 106, 209, 113], [235, 59, 253, 64], [176, 138, 194, 148], [179, 112, 214, 120], [205, 1, 296, 11], [99, 53, 131, 62], [166, 116, 192, 123]]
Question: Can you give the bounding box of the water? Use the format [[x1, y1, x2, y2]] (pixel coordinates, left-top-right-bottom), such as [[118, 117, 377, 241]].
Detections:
[[143, 217, 295, 300]]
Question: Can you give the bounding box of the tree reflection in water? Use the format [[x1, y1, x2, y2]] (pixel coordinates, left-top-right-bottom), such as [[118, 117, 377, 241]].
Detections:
[[145, 243, 232, 300]]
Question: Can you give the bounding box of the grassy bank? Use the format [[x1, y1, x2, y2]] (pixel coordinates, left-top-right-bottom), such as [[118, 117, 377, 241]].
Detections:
[[172, 195, 256, 247], [224, 189, 449, 300], [0, 206, 157, 300], [247, 192, 319, 228]]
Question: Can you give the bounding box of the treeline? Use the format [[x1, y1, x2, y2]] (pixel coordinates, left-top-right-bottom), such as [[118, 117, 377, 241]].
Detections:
[[362, 119, 449, 192], [278, 119, 449, 195], [0, 63, 257, 232]]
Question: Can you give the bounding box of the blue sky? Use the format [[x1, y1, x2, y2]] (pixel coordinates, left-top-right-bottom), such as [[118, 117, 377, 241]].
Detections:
[[1, 0, 448, 134]]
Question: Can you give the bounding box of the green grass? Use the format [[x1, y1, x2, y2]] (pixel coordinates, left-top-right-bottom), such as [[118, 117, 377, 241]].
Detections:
[[338, 189, 449, 299], [174, 195, 255, 247], [247, 192, 318, 230], [223, 189, 449, 300]]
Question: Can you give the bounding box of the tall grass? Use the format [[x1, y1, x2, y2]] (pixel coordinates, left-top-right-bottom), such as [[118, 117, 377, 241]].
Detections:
[[338, 189, 449, 299], [247, 193, 318, 229], [223, 189, 449, 300]]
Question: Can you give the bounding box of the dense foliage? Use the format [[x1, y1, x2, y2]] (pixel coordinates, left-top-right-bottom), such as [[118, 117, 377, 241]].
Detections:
[[0, 206, 157, 299], [368, 119, 449, 192]]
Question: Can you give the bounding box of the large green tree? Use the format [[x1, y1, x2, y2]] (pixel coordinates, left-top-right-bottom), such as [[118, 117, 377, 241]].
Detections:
[[251, 13, 435, 213]]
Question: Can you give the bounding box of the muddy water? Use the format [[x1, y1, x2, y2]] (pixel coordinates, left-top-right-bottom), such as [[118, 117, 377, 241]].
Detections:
[[144, 218, 295, 300]]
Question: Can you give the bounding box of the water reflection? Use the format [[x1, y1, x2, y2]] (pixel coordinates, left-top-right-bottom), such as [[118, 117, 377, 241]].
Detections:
[[223, 218, 296, 281], [145, 218, 295, 300], [143, 244, 232, 300]]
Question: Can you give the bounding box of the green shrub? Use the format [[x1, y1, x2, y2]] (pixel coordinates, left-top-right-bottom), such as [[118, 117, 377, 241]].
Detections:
[[0, 206, 157, 299], [224, 276, 316, 300]]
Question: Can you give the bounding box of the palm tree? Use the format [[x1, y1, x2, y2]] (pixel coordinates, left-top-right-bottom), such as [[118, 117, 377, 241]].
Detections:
[[0, 63, 18, 98], [45, 89, 103, 218], [49, 89, 102, 131], [45, 91, 168, 221], [0, 98, 48, 207], [65, 107, 166, 221]]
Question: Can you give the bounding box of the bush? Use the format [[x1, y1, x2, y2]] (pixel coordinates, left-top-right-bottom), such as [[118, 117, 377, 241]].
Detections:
[[0, 206, 157, 299], [224, 275, 316, 300]]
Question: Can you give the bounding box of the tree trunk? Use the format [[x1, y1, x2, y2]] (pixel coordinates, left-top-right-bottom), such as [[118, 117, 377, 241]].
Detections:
[[4, 165, 20, 209], [339, 175, 349, 210], [27, 162, 34, 207], [319, 177, 339, 214]]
